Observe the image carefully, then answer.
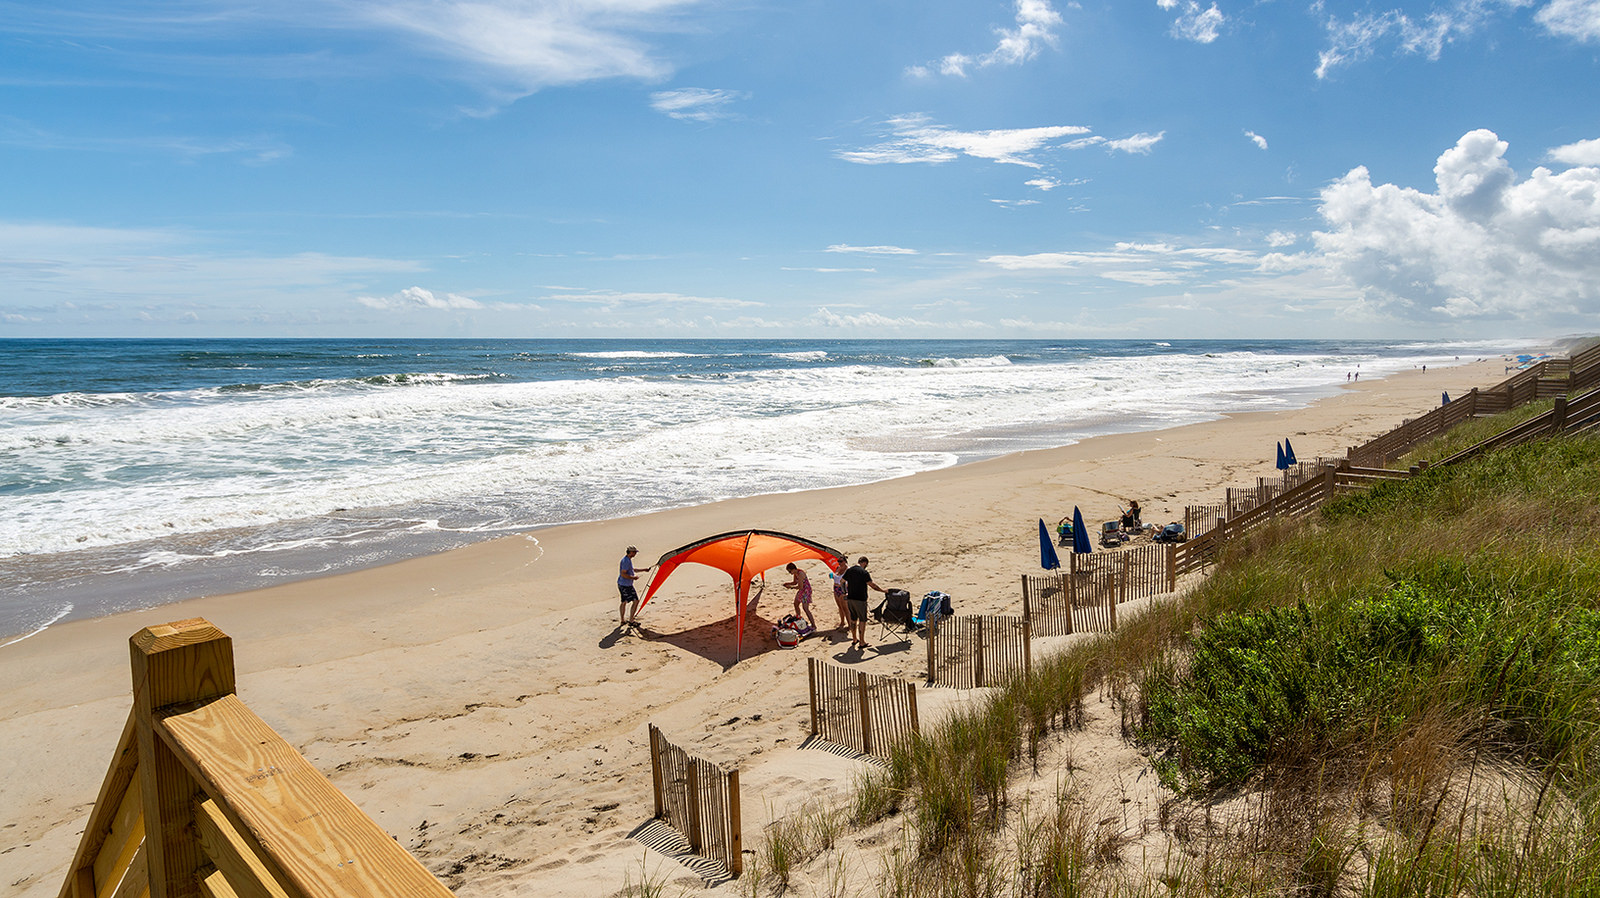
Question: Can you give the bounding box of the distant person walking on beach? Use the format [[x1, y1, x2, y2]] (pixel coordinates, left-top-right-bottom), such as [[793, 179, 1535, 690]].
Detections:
[[842, 557, 886, 649], [618, 546, 652, 629], [783, 562, 815, 630]]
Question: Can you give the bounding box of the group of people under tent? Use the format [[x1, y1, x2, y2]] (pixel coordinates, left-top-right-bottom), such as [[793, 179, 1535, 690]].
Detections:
[[615, 546, 894, 650]]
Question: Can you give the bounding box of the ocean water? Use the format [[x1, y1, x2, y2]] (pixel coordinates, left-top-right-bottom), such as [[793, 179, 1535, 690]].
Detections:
[[0, 338, 1520, 642]]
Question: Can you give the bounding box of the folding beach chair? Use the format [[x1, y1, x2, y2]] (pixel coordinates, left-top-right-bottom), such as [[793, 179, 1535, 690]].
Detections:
[[872, 589, 915, 640], [912, 591, 951, 633]]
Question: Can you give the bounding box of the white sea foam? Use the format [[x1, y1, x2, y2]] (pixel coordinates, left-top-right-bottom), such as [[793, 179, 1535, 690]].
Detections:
[[770, 350, 828, 361]]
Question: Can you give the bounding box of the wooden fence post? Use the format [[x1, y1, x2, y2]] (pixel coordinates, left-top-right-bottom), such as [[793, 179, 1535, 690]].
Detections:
[[908, 682, 920, 735], [1108, 592, 1118, 631], [1120, 553, 1130, 604], [131, 619, 236, 898], [649, 724, 665, 819], [686, 762, 703, 854], [1165, 544, 1176, 591], [926, 618, 937, 685], [1020, 576, 1031, 627], [1022, 615, 1032, 677], [857, 673, 873, 756], [727, 769, 743, 876], [974, 617, 986, 687], [807, 659, 819, 738], [1554, 396, 1568, 433], [1061, 572, 1074, 634]]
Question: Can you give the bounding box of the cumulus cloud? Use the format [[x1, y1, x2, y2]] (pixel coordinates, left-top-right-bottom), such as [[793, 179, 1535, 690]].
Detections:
[[1308, 129, 1600, 322], [1551, 136, 1600, 165], [1026, 177, 1061, 190], [908, 0, 1063, 78], [1158, 0, 1226, 43], [1536, 0, 1600, 42], [358, 286, 484, 310], [811, 307, 945, 329], [827, 244, 918, 254], [1245, 129, 1268, 150], [649, 87, 747, 121]]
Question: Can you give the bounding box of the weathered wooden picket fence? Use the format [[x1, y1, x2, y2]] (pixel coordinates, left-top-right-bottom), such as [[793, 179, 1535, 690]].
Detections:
[[647, 725, 742, 876], [56, 617, 455, 898], [926, 614, 1031, 688], [807, 659, 919, 758], [1019, 573, 1117, 636]]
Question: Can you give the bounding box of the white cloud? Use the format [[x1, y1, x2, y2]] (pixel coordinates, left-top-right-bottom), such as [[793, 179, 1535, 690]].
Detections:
[[1309, 129, 1600, 322], [1536, 0, 1600, 41], [826, 244, 918, 255], [540, 289, 761, 309], [1314, 1, 1533, 79], [650, 87, 747, 122], [980, 241, 1264, 288], [811, 307, 946, 329], [1550, 136, 1600, 165], [1245, 129, 1268, 150], [1266, 230, 1298, 247], [1105, 132, 1165, 154], [357, 285, 484, 310], [838, 114, 1092, 167], [1158, 0, 1226, 43], [1026, 177, 1061, 190], [911, 0, 1064, 78], [361, 0, 705, 95]]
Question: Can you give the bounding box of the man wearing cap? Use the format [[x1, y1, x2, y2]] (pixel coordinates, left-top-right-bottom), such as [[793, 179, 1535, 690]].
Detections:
[[618, 546, 652, 629]]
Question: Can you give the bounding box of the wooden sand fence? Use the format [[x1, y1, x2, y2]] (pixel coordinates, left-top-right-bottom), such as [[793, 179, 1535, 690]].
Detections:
[[647, 725, 742, 877], [807, 659, 920, 759], [56, 617, 455, 898], [1019, 573, 1116, 636], [926, 614, 1031, 688]]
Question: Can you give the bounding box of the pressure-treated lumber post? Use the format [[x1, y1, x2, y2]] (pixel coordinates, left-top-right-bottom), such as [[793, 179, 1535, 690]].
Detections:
[[130, 618, 236, 898], [926, 618, 937, 685], [1554, 396, 1568, 433], [1020, 576, 1031, 627], [1165, 544, 1177, 591], [908, 683, 920, 734], [726, 769, 742, 876], [1108, 592, 1118, 631], [649, 724, 665, 820]]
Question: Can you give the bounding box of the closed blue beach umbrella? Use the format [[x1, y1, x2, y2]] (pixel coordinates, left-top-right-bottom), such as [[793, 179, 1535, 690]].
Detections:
[[1275, 441, 1286, 470], [1442, 391, 1450, 405], [1284, 438, 1297, 466], [1072, 506, 1092, 554], [1039, 519, 1061, 570]]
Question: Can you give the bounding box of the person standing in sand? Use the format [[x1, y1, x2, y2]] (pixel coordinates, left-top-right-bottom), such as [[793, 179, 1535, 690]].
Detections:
[[783, 562, 815, 630], [829, 566, 850, 630], [618, 546, 652, 629], [842, 556, 886, 649]]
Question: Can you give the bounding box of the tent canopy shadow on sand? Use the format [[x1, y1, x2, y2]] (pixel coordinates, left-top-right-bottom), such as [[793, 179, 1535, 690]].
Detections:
[[640, 530, 847, 661]]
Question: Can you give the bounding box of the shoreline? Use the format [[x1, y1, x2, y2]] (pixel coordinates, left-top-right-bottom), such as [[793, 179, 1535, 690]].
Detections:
[[0, 351, 1499, 644], [0, 357, 1518, 898]]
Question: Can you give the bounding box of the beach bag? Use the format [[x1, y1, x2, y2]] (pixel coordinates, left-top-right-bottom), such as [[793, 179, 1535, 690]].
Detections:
[[775, 627, 800, 648]]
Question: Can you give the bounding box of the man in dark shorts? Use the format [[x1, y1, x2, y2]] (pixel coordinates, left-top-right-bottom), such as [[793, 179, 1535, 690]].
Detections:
[[618, 546, 652, 628], [841, 556, 885, 648]]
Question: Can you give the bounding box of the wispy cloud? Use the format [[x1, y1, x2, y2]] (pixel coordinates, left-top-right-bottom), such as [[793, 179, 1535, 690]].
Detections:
[[1158, 0, 1225, 43], [1245, 129, 1268, 150], [0, 115, 291, 164], [650, 87, 748, 121], [837, 115, 1112, 168], [1535, 0, 1600, 42], [907, 0, 1063, 77], [981, 241, 1262, 286], [1313, 1, 1531, 79], [539, 289, 761, 309], [826, 243, 918, 255]]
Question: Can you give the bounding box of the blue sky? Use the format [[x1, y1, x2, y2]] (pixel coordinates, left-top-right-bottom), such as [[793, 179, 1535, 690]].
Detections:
[[2, 0, 1598, 339]]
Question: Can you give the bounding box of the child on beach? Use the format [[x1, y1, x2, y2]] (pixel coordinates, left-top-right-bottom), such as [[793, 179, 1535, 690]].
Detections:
[[783, 562, 816, 631]]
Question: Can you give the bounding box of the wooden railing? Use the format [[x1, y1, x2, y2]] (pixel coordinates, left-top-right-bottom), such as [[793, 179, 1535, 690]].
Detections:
[[1439, 388, 1600, 466], [647, 725, 742, 877], [57, 618, 454, 898], [807, 659, 919, 759], [926, 615, 1031, 688]]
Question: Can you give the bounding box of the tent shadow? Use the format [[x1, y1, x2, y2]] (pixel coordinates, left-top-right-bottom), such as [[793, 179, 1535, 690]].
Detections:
[[634, 611, 783, 669]]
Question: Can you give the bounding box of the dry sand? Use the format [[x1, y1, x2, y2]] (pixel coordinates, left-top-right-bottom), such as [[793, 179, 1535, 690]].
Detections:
[[0, 359, 1509, 897]]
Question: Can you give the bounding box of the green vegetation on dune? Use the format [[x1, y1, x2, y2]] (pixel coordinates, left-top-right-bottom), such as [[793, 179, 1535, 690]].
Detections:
[[742, 429, 1600, 896]]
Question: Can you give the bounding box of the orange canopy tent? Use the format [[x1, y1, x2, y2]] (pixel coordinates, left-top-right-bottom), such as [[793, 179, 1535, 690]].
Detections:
[[640, 530, 847, 660]]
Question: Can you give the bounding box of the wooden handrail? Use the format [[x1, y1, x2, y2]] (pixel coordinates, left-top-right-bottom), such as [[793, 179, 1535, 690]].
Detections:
[[58, 619, 453, 898]]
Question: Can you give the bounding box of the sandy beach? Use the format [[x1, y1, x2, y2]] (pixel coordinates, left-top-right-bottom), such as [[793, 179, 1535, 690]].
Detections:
[[0, 359, 1510, 897]]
